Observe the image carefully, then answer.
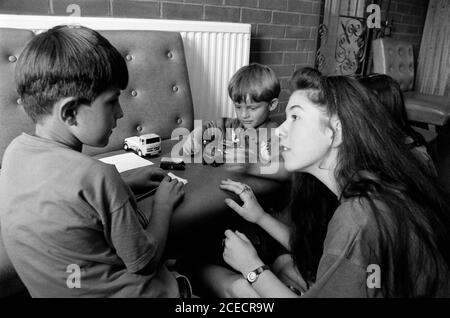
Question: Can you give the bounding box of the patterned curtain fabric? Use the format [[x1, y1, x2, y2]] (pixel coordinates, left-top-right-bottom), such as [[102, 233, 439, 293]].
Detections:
[[416, 0, 450, 97]]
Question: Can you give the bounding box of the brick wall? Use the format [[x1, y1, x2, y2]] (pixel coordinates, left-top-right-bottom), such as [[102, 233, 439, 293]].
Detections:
[[0, 0, 429, 118], [0, 0, 322, 118], [381, 0, 429, 56]]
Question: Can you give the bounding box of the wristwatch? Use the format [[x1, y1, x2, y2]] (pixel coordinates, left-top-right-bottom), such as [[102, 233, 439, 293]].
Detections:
[[246, 265, 269, 284]]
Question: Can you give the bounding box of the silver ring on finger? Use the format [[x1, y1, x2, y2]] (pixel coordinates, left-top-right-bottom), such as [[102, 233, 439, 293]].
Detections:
[[241, 184, 251, 194], [238, 184, 247, 195]]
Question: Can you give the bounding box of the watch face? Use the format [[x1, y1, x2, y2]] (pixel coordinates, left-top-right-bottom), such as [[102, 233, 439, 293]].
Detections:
[[247, 271, 257, 283]]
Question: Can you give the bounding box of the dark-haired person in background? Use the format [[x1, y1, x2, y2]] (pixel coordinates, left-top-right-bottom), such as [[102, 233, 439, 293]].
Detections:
[[359, 73, 437, 175]]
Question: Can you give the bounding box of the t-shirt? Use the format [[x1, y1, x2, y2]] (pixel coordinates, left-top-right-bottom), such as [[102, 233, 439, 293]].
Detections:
[[0, 133, 179, 297], [303, 198, 450, 297]]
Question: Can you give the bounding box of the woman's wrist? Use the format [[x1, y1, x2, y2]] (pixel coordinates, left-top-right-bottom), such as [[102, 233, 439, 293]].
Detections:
[[241, 259, 265, 277], [255, 210, 270, 227]]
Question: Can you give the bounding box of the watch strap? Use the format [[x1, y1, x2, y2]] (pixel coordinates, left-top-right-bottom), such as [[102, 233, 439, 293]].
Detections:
[[253, 264, 269, 275], [246, 264, 269, 284]]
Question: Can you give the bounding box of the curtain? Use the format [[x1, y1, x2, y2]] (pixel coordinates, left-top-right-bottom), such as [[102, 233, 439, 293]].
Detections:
[[416, 0, 450, 96]]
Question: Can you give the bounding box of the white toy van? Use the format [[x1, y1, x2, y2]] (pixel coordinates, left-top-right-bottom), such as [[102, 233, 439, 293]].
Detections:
[[123, 133, 161, 157]]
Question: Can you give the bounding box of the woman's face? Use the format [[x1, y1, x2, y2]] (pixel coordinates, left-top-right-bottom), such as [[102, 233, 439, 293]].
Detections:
[[276, 90, 334, 173]]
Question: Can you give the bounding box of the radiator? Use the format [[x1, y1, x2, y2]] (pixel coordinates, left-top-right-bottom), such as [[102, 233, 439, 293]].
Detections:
[[0, 14, 251, 121], [181, 31, 250, 120]]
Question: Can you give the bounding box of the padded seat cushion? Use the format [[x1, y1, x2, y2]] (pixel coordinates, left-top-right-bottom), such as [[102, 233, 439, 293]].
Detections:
[[404, 91, 450, 126], [372, 38, 450, 127]]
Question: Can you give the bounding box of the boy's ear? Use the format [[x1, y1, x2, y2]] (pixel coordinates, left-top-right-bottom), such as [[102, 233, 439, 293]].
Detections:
[[58, 97, 80, 126], [269, 98, 279, 111]]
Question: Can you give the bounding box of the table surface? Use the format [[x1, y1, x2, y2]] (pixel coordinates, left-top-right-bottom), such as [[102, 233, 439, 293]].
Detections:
[[97, 140, 288, 256]]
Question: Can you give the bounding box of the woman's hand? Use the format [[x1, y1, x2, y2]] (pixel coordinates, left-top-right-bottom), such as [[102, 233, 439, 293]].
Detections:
[[153, 176, 185, 212], [219, 179, 266, 225], [121, 166, 167, 192], [222, 229, 264, 276]]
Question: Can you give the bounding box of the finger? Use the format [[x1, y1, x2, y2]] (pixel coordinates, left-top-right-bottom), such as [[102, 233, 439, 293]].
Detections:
[[175, 182, 184, 192], [161, 175, 172, 183], [224, 229, 234, 239], [235, 230, 251, 243], [239, 186, 253, 197], [224, 198, 245, 214], [221, 179, 240, 185], [219, 183, 243, 194]]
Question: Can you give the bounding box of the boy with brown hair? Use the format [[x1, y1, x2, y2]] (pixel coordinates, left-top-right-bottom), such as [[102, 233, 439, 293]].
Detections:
[[182, 63, 280, 164], [0, 25, 186, 297]]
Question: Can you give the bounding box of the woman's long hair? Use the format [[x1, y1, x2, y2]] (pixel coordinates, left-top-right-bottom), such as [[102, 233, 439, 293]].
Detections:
[[289, 70, 450, 297], [289, 172, 338, 285]]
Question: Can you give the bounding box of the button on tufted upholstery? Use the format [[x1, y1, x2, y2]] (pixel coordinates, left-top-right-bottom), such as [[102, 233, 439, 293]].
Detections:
[[0, 29, 36, 163], [0, 29, 194, 160], [372, 38, 450, 127], [84, 30, 194, 156]]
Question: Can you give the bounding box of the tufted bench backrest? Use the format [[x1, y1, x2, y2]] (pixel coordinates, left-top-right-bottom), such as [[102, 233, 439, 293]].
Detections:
[[372, 37, 415, 92], [0, 28, 194, 162], [372, 37, 450, 127]]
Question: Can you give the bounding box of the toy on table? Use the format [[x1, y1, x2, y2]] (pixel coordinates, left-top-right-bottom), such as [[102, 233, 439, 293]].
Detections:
[[123, 133, 161, 157], [202, 135, 225, 167], [160, 157, 186, 170]]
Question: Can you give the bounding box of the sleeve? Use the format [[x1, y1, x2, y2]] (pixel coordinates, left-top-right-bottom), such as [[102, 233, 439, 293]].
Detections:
[[302, 253, 368, 297], [302, 199, 376, 298], [109, 200, 157, 273], [90, 163, 156, 274]]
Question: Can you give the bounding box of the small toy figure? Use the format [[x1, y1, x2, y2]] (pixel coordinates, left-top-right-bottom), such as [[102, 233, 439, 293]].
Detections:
[[123, 133, 161, 157], [202, 135, 224, 167]]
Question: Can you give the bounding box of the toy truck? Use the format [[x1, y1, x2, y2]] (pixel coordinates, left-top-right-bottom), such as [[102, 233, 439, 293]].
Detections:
[[123, 133, 161, 157]]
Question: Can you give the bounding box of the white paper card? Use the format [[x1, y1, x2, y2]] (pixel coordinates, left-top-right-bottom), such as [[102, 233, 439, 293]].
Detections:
[[168, 172, 188, 184], [99, 153, 153, 173]]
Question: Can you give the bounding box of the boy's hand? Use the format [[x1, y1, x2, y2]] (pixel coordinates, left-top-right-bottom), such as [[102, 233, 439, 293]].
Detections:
[[154, 176, 185, 211], [121, 166, 167, 192], [219, 179, 266, 225]]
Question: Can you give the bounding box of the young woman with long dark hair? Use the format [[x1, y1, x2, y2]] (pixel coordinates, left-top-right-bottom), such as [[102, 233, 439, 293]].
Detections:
[[212, 71, 450, 297]]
